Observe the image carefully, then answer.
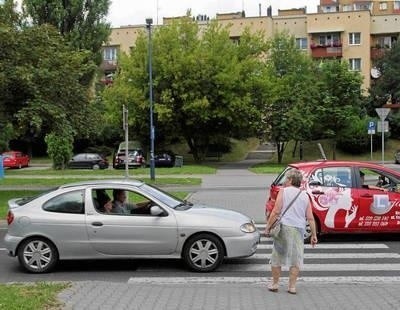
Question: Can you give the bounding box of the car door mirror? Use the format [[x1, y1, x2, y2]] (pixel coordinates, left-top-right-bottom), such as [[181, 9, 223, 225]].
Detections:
[[150, 205, 165, 216]]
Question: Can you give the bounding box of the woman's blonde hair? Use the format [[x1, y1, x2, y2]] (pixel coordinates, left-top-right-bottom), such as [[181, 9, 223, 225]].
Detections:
[[285, 169, 303, 187]]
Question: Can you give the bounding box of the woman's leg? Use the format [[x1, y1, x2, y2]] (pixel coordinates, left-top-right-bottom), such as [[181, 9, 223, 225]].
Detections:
[[288, 266, 299, 293], [271, 265, 281, 285]]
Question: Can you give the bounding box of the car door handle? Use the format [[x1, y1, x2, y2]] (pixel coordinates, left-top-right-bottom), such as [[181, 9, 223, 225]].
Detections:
[[361, 194, 373, 198], [91, 222, 103, 227], [311, 190, 325, 195]]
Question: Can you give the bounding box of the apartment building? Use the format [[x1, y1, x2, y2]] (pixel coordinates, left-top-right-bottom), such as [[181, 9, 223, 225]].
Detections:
[[101, 0, 400, 91]]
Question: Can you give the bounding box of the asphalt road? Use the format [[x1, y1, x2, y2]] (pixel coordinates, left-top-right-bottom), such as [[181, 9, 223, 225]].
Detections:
[[1, 160, 400, 283]]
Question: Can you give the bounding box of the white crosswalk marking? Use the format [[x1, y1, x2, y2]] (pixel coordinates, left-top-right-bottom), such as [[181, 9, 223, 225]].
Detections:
[[249, 253, 400, 259], [257, 243, 389, 249], [126, 225, 400, 284]]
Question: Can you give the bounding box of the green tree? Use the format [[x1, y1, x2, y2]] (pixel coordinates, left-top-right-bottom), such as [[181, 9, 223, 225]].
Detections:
[[315, 60, 364, 159], [23, 0, 111, 56], [0, 22, 98, 156], [103, 17, 266, 162], [260, 32, 319, 163], [369, 41, 400, 107]]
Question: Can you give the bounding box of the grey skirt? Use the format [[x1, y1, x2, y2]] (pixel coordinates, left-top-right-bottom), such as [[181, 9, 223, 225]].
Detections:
[[270, 224, 304, 269]]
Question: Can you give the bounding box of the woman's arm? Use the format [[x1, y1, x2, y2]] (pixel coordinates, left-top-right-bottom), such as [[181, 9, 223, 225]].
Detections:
[[265, 189, 283, 235]]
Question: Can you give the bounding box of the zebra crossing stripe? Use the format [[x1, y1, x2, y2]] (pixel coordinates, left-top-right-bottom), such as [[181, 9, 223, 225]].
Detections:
[[248, 253, 400, 259], [127, 276, 400, 285], [0, 248, 6, 251], [257, 243, 389, 249], [218, 263, 400, 272]]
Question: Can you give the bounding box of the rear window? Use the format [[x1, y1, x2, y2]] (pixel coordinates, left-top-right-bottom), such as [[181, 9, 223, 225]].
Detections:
[[13, 188, 57, 206]]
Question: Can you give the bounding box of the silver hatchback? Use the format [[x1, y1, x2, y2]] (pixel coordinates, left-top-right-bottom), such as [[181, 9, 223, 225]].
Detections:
[[4, 179, 259, 273]]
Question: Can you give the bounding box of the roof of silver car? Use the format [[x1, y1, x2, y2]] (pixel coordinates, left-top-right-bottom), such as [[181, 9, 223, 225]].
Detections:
[[58, 179, 144, 189]]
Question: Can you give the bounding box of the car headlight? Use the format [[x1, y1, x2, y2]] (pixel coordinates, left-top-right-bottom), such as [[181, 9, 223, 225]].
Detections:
[[240, 222, 256, 233]]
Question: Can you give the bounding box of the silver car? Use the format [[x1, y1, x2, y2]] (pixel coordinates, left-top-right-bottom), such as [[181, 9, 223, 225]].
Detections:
[[4, 179, 259, 273]]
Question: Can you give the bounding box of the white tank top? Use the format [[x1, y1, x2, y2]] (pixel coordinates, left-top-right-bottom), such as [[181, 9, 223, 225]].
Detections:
[[280, 186, 309, 229]]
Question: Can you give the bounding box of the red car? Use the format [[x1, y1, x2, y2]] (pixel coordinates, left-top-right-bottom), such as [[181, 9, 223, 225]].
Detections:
[[2, 151, 30, 169], [266, 160, 400, 241]]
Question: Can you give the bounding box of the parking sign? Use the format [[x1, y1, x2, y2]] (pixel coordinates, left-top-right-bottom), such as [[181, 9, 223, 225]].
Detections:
[[368, 121, 375, 134]]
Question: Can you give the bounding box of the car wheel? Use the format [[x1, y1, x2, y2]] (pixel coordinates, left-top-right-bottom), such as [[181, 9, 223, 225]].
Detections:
[[92, 164, 100, 170], [182, 233, 224, 272], [18, 238, 58, 273]]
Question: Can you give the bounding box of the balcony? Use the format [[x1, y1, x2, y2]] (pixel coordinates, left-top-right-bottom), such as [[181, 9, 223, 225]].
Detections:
[[310, 43, 342, 58], [100, 60, 117, 72], [371, 47, 388, 60]]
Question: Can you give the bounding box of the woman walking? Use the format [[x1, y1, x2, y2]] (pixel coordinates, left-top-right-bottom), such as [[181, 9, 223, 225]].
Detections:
[[265, 169, 318, 294]]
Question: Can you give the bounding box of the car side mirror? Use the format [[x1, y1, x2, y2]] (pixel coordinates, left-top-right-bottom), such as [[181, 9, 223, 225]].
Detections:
[[150, 205, 165, 216]]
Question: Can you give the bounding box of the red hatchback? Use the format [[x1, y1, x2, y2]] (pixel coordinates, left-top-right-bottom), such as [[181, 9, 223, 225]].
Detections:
[[266, 160, 400, 241], [2, 151, 30, 169]]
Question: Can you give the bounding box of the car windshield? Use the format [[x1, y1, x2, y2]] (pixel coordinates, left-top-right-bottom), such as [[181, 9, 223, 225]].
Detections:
[[139, 183, 184, 208]]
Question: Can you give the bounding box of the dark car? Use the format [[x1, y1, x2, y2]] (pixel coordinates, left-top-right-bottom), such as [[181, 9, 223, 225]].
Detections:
[[154, 151, 175, 167], [68, 153, 109, 170], [113, 149, 146, 169]]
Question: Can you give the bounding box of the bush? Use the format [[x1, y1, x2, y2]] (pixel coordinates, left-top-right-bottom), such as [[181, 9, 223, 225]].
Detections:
[[337, 117, 370, 154], [45, 132, 73, 169]]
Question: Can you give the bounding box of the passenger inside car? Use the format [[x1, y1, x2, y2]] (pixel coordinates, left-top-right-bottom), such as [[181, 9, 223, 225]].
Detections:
[[359, 171, 388, 192]]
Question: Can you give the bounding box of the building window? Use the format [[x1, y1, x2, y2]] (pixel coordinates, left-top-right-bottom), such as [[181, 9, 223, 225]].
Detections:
[[354, 2, 371, 10], [296, 38, 308, 50], [103, 46, 118, 61], [349, 58, 361, 71], [378, 36, 397, 48], [349, 33, 361, 45], [343, 4, 353, 11], [317, 33, 340, 47], [379, 2, 387, 10], [395, 1, 400, 10]]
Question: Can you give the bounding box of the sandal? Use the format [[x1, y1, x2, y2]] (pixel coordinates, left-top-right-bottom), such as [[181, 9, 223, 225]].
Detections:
[[267, 283, 279, 292], [287, 287, 297, 295]]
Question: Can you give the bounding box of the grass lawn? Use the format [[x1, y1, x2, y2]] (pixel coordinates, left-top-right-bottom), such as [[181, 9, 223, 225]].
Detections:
[[0, 282, 68, 310]]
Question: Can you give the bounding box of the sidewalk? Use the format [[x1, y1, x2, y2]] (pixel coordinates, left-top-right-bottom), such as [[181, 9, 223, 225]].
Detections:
[[58, 280, 399, 310]]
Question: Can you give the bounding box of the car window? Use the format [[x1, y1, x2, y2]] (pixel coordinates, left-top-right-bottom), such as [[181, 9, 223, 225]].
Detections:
[[274, 166, 296, 186], [358, 167, 400, 190], [43, 190, 85, 214], [74, 154, 86, 160], [310, 167, 352, 188], [87, 154, 99, 160]]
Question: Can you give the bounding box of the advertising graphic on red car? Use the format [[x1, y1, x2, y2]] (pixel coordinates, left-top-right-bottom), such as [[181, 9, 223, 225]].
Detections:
[[266, 160, 400, 240], [2, 151, 30, 169]]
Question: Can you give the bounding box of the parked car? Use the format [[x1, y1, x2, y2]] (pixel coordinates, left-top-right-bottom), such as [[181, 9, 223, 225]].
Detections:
[[4, 179, 259, 273], [154, 151, 175, 167], [68, 153, 108, 170], [2, 151, 30, 169], [266, 160, 400, 242], [113, 149, 146, 169], [395, 150, 400, 164]]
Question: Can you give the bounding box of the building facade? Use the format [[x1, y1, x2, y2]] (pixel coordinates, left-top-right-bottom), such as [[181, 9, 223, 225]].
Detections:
[[101, 0, 400, 91]]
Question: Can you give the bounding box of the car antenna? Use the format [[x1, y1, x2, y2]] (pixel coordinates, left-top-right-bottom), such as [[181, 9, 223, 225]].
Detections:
[[317, 143, 327, 160]]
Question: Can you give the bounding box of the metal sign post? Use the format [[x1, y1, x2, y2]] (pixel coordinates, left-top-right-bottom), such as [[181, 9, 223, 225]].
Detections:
[[375, 108, 390, 165], [123, 105, 129, 178], [367, 121, 375, 161]]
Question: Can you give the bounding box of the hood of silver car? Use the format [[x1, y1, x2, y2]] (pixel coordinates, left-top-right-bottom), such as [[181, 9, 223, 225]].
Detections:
[[181, 204, 251, 223]]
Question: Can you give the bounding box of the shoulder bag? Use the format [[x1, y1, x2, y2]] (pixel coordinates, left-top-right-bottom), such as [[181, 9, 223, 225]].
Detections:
[[269, 189, 302, 238]]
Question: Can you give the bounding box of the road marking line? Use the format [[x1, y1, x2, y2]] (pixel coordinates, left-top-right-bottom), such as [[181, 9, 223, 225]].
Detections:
[[0, 248, 6, 251], [137, 263, 400, 272], [257, 243, 389, 249], [218, 263, 400, 272], [248, 253, 400, 260], [127, 276, 400, 285]]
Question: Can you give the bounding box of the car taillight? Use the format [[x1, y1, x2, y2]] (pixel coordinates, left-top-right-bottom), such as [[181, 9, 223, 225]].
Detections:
[[7, 211, 14, 225]]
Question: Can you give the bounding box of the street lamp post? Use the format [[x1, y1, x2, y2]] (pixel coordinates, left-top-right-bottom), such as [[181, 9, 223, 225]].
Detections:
[[146, 18, 155, 180]]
